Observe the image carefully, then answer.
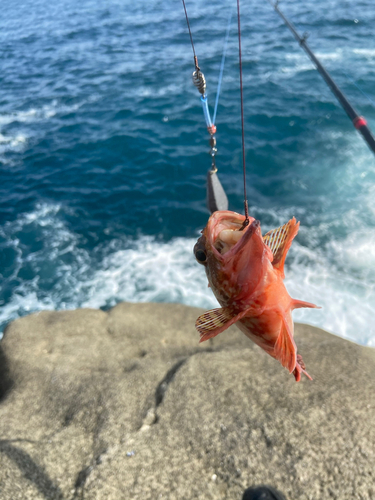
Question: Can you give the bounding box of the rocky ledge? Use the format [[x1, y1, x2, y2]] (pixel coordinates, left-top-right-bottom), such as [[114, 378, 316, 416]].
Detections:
[[0, 302, 374, 500]]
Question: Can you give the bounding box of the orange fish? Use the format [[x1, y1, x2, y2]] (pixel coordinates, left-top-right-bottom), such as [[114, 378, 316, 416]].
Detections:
[[194, 211, 319, 381]]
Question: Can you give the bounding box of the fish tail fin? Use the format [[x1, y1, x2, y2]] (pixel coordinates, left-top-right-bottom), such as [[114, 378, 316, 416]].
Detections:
[[263, 217, 299, 277], [293, 354, 312, 382], [291, 299, 321, 310]]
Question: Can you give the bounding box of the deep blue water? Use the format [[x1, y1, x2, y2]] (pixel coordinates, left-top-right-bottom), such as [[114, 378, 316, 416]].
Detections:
[[1, 0, 375, 345]]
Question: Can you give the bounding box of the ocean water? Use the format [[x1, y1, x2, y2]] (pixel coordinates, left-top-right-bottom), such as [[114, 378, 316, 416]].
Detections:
[[1, 0, 374, 345]]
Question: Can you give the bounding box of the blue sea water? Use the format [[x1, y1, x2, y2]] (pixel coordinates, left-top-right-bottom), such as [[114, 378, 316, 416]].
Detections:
[[0, 0, 374, 345]]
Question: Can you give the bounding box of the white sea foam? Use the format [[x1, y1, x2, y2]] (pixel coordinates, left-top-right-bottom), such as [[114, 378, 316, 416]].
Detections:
[[285, 240, 375, 347], [314, 51, 343, 61], [353, 48, 375, 58], [0, 133, 27, 155], [1, 203, 374, 347], [285, 51, 343, 62], [0, 99, 94, 160], [0, 101, 83, 128], [277, 48, 350, 80], [0, 204, 215, 338], [79, 237, 215, 310], [279, 63, 315, 77]]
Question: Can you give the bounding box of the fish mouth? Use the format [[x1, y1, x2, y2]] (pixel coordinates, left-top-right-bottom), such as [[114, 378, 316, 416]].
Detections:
[[207, 211, 260, 258]]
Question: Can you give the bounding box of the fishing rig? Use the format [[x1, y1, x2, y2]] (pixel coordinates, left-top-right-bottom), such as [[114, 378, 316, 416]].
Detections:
[[269, 0, 375, 156], [181, 0, 250, 224], [192, 61, 229, 214], [181, 0, 229, 214]]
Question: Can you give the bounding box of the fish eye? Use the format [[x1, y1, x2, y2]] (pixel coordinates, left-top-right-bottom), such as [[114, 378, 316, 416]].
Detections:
[[194, 236, 207, 264], [195, 249, 207, 263]]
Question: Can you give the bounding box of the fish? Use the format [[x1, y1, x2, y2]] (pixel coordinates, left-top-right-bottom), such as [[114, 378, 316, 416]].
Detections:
[[193, 210, 319, 381]]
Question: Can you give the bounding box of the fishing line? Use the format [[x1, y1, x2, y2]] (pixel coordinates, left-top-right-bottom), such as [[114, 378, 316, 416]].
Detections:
[[181, 0, 199, 69], [213, 7, 233, 125], [236, 0, 249, 226], [343, 71, 375, 109]]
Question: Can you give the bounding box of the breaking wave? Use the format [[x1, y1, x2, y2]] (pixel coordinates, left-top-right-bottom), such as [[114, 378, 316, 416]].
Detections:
[[0, 99, 94, 162], [1, 203, 374, 347]]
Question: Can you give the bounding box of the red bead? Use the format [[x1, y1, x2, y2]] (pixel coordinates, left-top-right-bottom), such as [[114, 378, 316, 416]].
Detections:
[[353, 116, 367, 129]]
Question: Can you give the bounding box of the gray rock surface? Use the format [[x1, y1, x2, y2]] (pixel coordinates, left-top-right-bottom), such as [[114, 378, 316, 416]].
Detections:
[[0, 302, 374, 500]]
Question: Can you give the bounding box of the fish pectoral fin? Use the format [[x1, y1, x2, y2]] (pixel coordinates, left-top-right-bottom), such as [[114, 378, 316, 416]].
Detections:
[[292, 299, 321, 310], [196, 307, 248, 343], [263, 218, 299, 276], [274, 315, 297, 374]]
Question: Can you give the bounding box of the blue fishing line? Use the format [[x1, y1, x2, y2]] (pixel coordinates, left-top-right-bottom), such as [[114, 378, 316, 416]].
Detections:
[[213, 7, 233, 125], [201, 94, 213, 128]]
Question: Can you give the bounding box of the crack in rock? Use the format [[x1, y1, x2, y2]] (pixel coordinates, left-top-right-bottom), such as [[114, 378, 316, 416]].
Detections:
[[70, 449, 108, 500], [140, 358, 187, 431], [140, 348, 220, 430], [74, 465, 93, 489], [70, 395, 108, 499], [155, 358, 187, 409]]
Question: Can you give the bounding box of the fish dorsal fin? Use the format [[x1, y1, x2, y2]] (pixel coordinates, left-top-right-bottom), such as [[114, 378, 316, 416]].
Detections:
[[274, 314, 297, 374], [263, 217, 299, 276], [195, 307, 248, 343]]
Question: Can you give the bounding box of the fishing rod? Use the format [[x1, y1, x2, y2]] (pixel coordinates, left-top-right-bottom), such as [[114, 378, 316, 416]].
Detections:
[[269, 0, 375, 156], [181, 0, 228, 213]]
